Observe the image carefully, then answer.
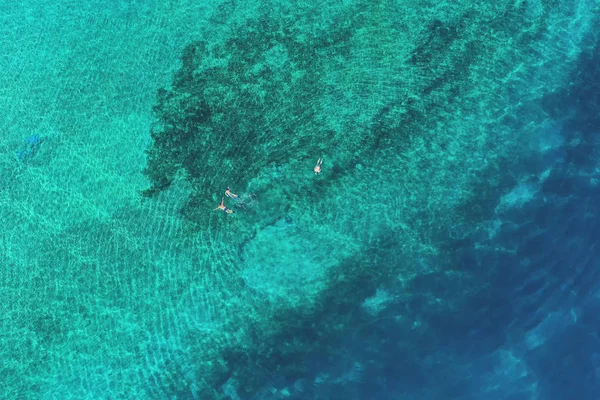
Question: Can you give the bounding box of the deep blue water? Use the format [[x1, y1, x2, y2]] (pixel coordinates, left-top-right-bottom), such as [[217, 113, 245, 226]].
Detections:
[[244, 33, 600, 400]]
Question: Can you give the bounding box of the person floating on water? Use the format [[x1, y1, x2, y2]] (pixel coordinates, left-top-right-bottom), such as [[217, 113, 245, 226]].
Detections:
[[225, 187, 239, 201], [314, 157, 323, 175], [214, 197, 234, 214]]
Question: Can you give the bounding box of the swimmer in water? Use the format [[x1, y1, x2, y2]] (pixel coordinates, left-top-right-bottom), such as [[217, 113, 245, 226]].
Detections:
[[314, 157, 323, 175], [214, 197, 234, 214], [225, 187, 239, 201]]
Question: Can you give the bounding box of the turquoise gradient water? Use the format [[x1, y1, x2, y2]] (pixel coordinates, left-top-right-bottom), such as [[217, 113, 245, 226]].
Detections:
[[1, 0, 599, 399]]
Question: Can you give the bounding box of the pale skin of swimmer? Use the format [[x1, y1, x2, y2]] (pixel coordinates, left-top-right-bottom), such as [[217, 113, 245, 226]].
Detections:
[[314, 157, 323, 174], [214, 197, 234, 214], [225, 187, 239, 200]]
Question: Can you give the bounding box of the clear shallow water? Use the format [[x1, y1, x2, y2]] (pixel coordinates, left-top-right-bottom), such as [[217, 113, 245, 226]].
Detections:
[[1, 1, 599, 399]]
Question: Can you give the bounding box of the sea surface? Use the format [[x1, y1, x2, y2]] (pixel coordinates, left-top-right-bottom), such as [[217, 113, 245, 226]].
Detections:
[[1, 1, 599, 399]]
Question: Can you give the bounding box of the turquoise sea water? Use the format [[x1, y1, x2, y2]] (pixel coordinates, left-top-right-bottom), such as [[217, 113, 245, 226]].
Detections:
[[1, 1, 599, 399]]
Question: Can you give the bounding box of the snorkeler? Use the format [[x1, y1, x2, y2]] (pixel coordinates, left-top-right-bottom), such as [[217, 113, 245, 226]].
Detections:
[[214, 197, 234, 214], [225, 187, 239, 201], [314, 157, 323, 174]]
